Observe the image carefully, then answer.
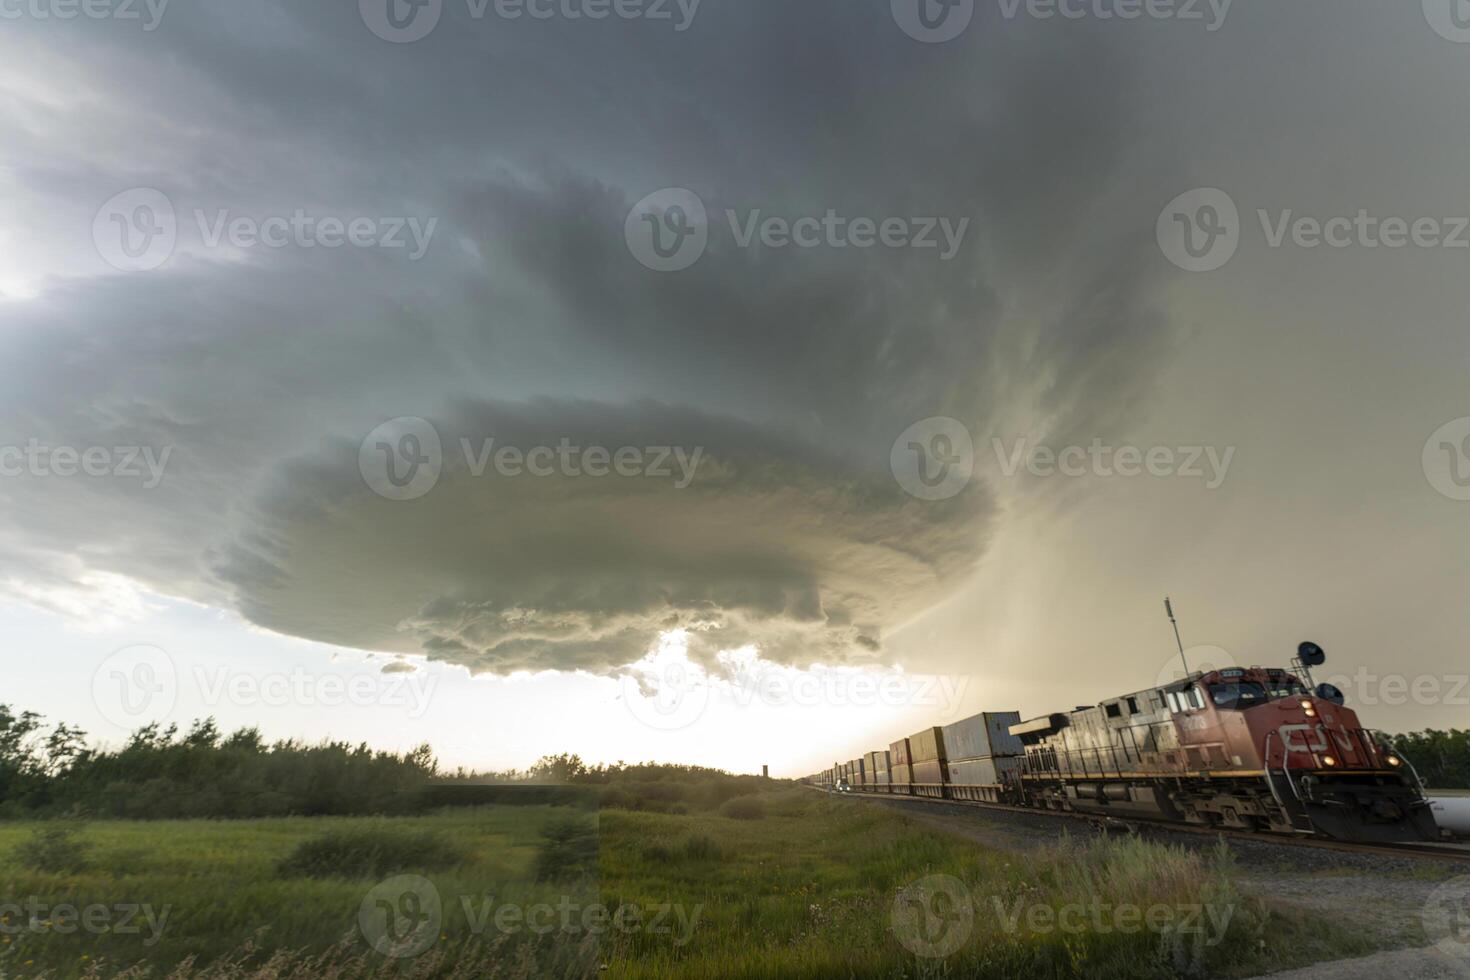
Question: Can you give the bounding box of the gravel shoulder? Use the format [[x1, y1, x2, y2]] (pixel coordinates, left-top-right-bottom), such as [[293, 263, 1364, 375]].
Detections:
[[843, 791, 1469, 979]]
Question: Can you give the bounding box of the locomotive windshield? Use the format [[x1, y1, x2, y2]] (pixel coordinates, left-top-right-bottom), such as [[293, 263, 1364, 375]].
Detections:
[[1209, 675, 1308, 709]]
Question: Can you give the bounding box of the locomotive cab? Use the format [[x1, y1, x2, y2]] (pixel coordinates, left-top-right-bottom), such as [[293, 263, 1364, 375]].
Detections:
[[1009, 646, 1440, 843], [1195, 665, 1438, 842]]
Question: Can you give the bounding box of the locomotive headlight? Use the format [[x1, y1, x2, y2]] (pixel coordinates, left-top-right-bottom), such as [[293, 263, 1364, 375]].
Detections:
[[1386, 756, 1402, 767], [1322, 755, 1337, 767], [1299, 699, 1317, 717]]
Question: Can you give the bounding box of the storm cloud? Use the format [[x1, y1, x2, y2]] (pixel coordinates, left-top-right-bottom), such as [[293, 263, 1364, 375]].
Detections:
[[0, 1, 1184, 677]]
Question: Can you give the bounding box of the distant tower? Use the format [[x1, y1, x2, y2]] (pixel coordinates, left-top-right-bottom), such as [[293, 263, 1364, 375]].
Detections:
[[762, 765, 769, 779]]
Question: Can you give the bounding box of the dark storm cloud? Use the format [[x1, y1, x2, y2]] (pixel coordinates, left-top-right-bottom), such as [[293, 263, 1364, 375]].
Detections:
[[0, 0, 1183, 673]]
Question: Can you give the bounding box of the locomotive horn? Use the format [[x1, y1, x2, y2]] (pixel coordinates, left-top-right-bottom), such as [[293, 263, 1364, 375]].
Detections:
[[1298, 641, 1327, 667]]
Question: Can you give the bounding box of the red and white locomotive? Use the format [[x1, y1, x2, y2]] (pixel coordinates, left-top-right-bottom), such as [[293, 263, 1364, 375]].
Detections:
[[817, 643, 1440, 844], [1009, 644, 1437, 842]]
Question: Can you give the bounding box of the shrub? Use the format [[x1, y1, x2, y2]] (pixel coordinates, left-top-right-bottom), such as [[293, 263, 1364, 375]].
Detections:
[[534, 817, 599, 882], [276, 826, 467, 879], [14, 823, 93, 874], [680, 834, 724, 861], [718, 795, 765, 820]]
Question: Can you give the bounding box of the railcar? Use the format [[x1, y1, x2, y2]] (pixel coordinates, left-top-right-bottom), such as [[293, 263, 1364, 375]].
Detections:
[[824, 642, 1441, 844], [1010, 657, 1438, 843]]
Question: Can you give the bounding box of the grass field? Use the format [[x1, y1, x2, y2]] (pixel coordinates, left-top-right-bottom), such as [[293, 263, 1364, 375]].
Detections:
[[0, 789, 1387, 979]]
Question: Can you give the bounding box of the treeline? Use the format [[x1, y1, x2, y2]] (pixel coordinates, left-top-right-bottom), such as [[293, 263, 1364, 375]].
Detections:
[[1, 705, 437, 819], [1389, 729, 1470, 789], [1, 707, 770, 820]]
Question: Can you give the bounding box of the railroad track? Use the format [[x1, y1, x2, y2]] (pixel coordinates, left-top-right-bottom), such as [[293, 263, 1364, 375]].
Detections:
[[822, 787, 1470, 864]]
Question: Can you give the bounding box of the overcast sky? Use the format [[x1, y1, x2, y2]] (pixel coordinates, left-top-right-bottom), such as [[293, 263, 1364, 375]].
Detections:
[[2, 0, 1468, 775]]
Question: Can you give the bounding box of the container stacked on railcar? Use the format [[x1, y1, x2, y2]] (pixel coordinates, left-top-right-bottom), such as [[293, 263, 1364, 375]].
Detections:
[[889, 738, 912, 795], [944, 711, 1024, 803], [908, 726, 948, 799], [817, 642, 1441, 843]]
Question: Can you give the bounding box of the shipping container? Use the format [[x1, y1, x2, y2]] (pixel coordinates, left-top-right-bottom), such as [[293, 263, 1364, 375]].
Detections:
[[947, 755, 1022, 787], [941, 711, 1023, 761], [888, 761, 913, 794], [889, 738, 911, 766], [911, 758, 948, 798], [908, 726, 947, 763]]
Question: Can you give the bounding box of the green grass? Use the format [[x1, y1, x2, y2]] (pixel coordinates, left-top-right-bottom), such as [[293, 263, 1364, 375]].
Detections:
[[0, 790, 1389, 979], [0, 807, 594, 979], [596, 789, 1379, 979]]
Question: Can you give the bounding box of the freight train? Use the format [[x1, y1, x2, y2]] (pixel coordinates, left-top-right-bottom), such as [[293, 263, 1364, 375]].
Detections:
[[809, 643, 1441, 844]]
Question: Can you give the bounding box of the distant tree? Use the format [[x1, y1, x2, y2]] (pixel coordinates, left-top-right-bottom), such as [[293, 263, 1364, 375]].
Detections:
[[1390, 729, 1470, 789]]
